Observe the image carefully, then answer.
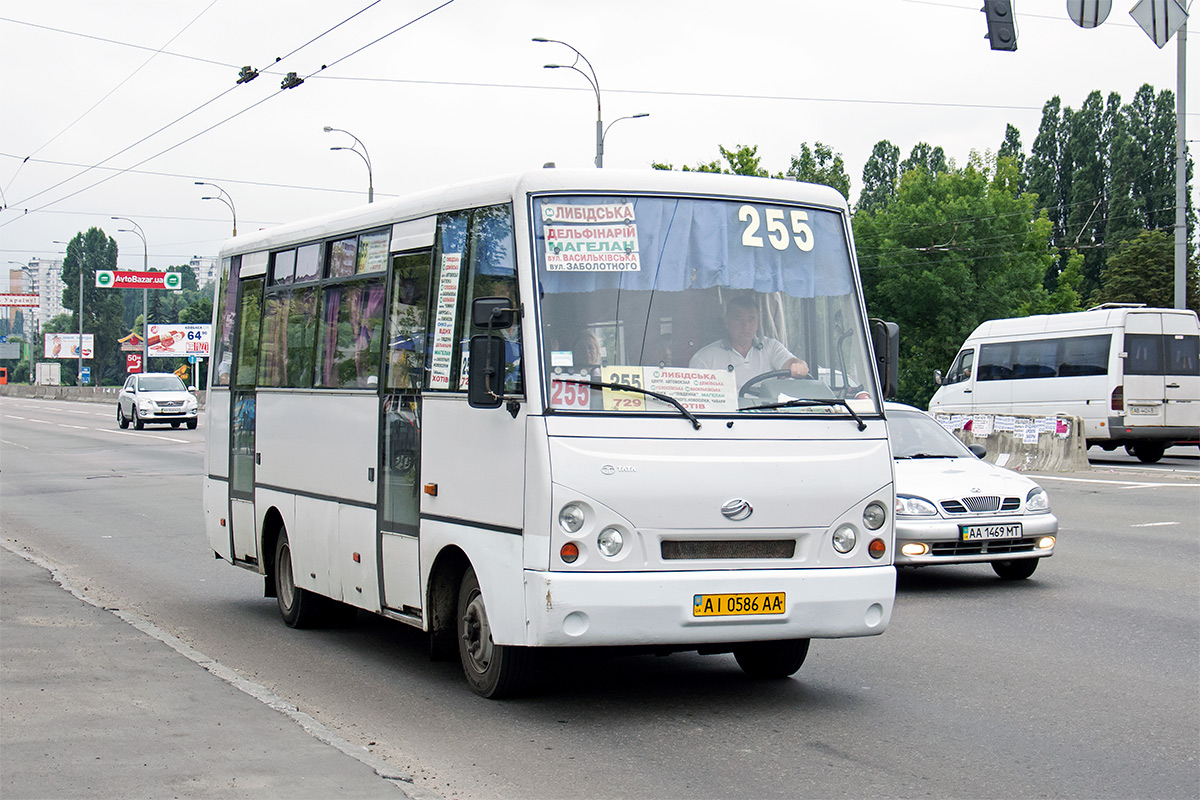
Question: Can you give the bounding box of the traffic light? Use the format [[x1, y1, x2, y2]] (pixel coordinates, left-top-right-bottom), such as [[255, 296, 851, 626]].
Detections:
[[982, 1, 1018, 51]]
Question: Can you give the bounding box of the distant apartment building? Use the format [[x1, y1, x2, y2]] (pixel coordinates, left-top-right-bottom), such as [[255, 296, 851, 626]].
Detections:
[[189, 255, 218, 290]]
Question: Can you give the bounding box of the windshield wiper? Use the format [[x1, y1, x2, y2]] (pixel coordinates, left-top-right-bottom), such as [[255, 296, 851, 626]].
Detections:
[[743, 397, 867, 431], [554, 379, 701, 430], [896, 452, 957, 459]]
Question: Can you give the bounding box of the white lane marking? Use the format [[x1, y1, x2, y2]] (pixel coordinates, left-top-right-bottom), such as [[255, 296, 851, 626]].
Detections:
[[4, 415, 27, 420], [1131, 522, 1181, 528], [1035, 475, 1195, 489], [58, 425, 89, 430], [0, 439, 31, 450], [93, 428, 188, 443]]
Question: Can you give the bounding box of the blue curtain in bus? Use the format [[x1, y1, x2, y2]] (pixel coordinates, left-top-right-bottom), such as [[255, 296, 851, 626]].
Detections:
[[534, 196, 853, 298]]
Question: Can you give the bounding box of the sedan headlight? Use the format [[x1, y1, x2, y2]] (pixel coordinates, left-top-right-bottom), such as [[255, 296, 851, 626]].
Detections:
[[895, 495, 938, 517], [1026, 486, 1051, 513]]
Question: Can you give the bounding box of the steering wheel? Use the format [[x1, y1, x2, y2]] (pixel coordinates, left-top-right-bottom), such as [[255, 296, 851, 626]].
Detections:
[[738, 369, 814, 399]]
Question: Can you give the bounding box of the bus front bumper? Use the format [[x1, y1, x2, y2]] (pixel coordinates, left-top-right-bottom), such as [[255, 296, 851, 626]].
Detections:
[[523, 566, 895, 647]]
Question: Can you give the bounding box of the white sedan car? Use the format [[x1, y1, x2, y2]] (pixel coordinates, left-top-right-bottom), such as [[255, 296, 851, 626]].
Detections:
[[888, 403, 1057, 579], [117, 373, 199, 430]]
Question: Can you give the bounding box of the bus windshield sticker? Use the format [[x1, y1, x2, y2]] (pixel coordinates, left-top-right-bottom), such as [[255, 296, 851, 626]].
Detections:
[[542, 203, 640, 273], [644, 368, 736, 413], [429, 253, 463, 389], [600, 366, 647, 411]]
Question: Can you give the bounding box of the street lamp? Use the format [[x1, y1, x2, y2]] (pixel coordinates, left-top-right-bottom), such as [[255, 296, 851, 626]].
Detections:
[[195, 181, 237, 236], [534, 37, 603, 167], [602, 113, 650, 158], [52, 239, 85, 386], [323, 126, 374, 203], [111, 216, 149, 376]]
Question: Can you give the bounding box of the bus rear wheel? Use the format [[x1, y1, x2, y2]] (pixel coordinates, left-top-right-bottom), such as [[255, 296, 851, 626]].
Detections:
[[733, 638, 810, 679], [274, 531, 324, 629], [457, 567, 534, 698]]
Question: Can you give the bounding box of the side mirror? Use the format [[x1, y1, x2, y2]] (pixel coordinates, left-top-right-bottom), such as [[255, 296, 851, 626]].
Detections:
[[968, 443, 987, 459], [471, 297, 515, 330], [467, 335, 507, 408], [869, 319, 900, 400], [188, 385, 198, 393], [933, 369, 944, 386]]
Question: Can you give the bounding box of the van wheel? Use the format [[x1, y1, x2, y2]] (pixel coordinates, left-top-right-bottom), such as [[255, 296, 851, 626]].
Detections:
[[457, 568, 535, 698], [1131, 442, 1165, 464], [733, 638, 810, 679], [992, 559, 1038, 580], [274, 531, 323, 629]]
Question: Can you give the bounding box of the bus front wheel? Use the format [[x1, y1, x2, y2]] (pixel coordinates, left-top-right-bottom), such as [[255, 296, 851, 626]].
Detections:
[[274, 531, 323, 629], [456, 568, 534, 698], [733, 638, 810, 679]]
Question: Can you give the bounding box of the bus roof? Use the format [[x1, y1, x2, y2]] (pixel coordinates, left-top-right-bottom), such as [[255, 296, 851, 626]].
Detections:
[[966, 306, 1200, 340], [216, 168, 851, 259]]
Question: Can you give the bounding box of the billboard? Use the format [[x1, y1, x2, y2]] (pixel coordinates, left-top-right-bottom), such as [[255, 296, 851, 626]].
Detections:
[[43, 333, 94, 359], [96, 271, 182, 290], [146, 323, 211, 357]]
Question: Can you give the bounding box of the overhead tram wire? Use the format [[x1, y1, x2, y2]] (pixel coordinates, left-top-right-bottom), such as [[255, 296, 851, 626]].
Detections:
[[2, 0, 395, 213], [0, 0, 459, 228], [0, 0, 221, 198]]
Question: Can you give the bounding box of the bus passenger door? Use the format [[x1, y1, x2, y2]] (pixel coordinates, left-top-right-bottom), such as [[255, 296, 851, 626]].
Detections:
[[378, 247, 432, 615], [230, 276, 263, 564]]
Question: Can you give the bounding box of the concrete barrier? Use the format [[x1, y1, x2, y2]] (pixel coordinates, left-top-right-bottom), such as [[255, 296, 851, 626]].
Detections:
[[0, 384, 205, 407], [933, 412, 1089, 473]]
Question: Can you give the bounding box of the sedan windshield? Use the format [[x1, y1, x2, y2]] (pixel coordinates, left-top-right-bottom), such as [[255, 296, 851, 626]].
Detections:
[[888, 408, 973, 459], [138, 375, 187, 392], [533, 194, 878, 418]]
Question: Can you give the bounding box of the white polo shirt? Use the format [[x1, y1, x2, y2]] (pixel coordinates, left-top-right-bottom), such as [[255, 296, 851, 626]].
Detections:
[[688, 338, 797, 389]]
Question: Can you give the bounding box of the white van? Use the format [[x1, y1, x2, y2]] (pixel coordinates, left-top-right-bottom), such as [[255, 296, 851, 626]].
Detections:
[[929, 304, 1200, 463]]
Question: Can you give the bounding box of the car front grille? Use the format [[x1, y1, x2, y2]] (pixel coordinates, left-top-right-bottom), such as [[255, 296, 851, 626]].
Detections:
[[661, 540, 796, 560], [930, 538, 1039, 556], [940, 496, 1021, 514], [157, 400, 185, 408]]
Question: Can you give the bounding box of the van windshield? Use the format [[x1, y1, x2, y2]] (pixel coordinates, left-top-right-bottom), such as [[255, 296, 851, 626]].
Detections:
[[533, 194, 878, 417]]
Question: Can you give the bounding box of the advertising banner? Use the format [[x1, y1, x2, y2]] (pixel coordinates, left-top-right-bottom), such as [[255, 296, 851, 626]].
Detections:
[[95, 271, 182, 290], [146, 323, 211, 357], [43, 333, 94, 359], [0, 293, 40, 307]]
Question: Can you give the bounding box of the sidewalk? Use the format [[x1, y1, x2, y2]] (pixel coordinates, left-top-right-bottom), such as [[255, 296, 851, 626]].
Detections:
[[0, 545, 435, 800]]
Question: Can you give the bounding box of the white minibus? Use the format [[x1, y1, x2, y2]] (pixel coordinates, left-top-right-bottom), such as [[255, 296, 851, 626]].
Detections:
[[203, 169, 899, 696], [929, 304, 1200, 463]]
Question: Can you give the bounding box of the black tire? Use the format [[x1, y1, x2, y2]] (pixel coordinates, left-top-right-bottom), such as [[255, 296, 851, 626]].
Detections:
[[134, 414, 144, 430], [457, 567, 535, 698], [1132, 442, 1166, 464], [186, 419, 198, 430], [171, 421, 181, 428], [733, 638, 810, 679], [992, 558, 1038, 580], [274, 531, 324, 629], [117, 406, 129, 429]]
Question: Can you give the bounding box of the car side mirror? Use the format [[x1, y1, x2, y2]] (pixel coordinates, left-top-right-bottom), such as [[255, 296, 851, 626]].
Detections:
[[188, 386, 198, 393], [933, 369, 943, 386], [968, 443, 987, 459]]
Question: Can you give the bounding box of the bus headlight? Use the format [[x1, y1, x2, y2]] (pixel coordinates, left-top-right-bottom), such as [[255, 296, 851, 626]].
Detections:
[[597, 527, 624, 557], [832, 524, 857, 554], [863, 501, 887, 530], [558, 503, 586, 534]]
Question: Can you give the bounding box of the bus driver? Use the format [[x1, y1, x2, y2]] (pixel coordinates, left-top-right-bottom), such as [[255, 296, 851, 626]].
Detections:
[[689, 295, 809, 389]]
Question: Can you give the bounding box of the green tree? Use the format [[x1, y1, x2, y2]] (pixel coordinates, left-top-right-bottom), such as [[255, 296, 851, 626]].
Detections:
[[60, 228, 124, 385], [653, 144, 774, 177], [1092, 230, 1199, 311], [857, 140, 901, 214], [997, 124, 1025, 192], [854, 153, 1055, 408], [899, 142, 948, 179], [786, 142, 850, 200]]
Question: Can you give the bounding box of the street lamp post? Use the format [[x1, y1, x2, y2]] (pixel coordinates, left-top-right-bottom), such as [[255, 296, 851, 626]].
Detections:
[[195, 181, 237, 236], [111, 217, 149, 376], [603, 112, 650, 158], [323, 126, 374, 202], [533, 37, 606, 167]]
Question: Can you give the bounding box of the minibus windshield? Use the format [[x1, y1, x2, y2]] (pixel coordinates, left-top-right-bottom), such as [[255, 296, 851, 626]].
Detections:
[[533, 194, 878, 418]]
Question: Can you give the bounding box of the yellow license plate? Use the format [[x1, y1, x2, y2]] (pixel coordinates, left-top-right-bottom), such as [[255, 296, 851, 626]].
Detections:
[[692, 592, 785, 617]]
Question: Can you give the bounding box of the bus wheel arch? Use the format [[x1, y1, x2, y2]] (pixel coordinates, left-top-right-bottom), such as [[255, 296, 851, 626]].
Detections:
[[427, 546, 470, 662]]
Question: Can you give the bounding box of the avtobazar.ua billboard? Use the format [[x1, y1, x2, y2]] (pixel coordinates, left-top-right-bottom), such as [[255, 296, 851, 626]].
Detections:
[[43, 333, 94, 359], [146, 323, 211, 357]]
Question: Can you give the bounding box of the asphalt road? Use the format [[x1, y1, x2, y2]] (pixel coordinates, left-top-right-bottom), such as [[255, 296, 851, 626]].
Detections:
[[2, 396, 1198, 799]]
